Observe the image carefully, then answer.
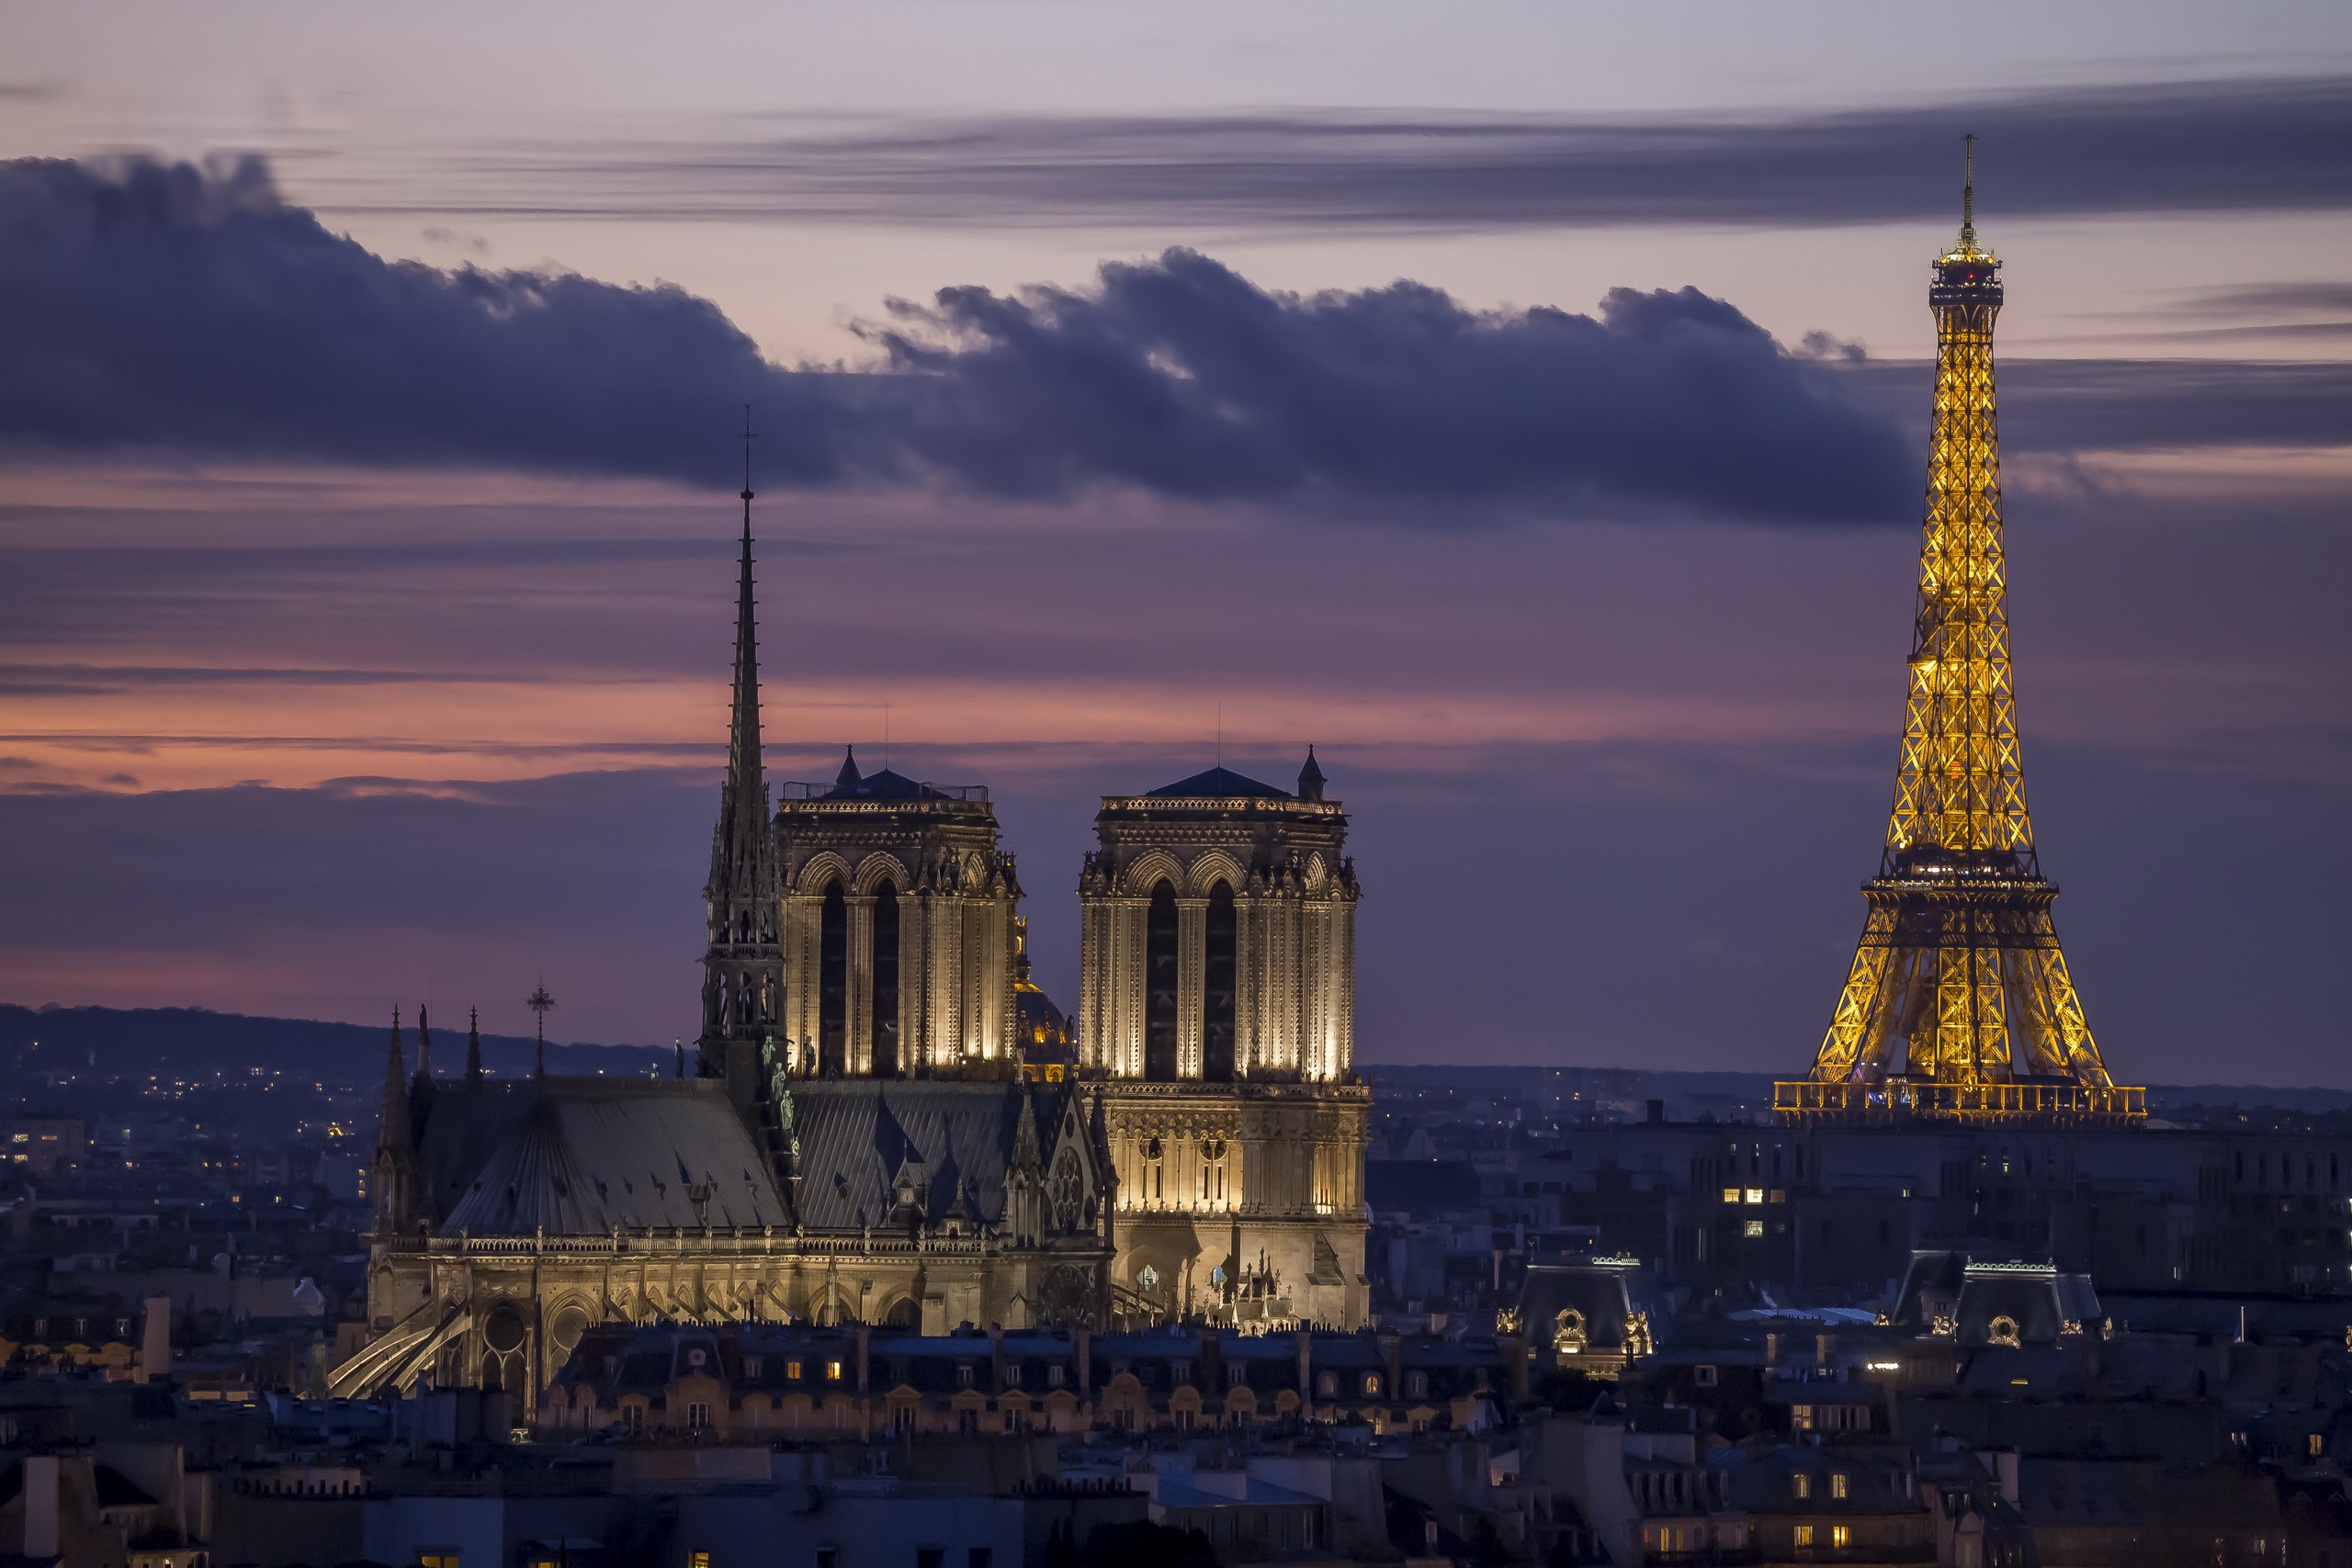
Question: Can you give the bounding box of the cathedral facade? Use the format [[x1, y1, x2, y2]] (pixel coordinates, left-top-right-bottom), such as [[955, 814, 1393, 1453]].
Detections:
[[344, 490, 1368, 1404]]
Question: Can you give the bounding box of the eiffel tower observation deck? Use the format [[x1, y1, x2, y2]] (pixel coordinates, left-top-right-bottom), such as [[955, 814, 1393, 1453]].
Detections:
[[1777, 141, 2144, 1127]]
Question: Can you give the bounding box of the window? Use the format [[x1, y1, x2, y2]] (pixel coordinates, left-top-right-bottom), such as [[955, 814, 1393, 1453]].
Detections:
[[1830, 1472, 1849, 1499], [816, 1551, 839, 1568], [621, 1404, 645, 1434], [1363, 1373, 1382, 1397], [1694, 1364, 1718, 1388], [743, 1356, 763, 1379], [1793, 1525, 1815, 1549], [918, 1551, 945, 1568], [1204, 882, 1237, 1080], [1792, 1472, 1813, 1500], [827, 1359, 844, 1382], [1769, 1189, 1785, 1203], [872, 880, 900, 1076], [1047, 1364, 1065, 1388], [421, 1555, 461, 1568], [786, 1359, 803, 1382], [689, 1555, 711, 1568], [1792, 1404, 1814, 1430], [1832, 1526, 1850, 1548], [957, 1362, 976, 1388], [686, 1401, 709, 1430], [1004, 1362, 1022, 1386], [1723, 1187, 1741, 1203], [1144, 880, 1179, 1079], [819, 880, 849, 1074], [1745, 1188, 1765, 1204], [1746, 1219, 1766, 1238], [2312, 1434, 2327, 1458], [1406, 1371, 1429, 1399], [1317, 1371, 1339, 1398]]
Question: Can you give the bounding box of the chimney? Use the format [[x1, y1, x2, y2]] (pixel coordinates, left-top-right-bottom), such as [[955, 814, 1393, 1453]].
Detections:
[[141, 1295, 174, 1382], [22, 1454, 58, 1559]]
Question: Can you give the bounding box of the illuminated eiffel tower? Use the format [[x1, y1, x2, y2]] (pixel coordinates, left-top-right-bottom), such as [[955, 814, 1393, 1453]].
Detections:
[[1776, 141, 2143, 1125]]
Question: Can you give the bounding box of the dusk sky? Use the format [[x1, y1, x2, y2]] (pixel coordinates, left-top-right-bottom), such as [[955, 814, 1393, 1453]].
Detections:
[[2, 3, 2346, 1086]]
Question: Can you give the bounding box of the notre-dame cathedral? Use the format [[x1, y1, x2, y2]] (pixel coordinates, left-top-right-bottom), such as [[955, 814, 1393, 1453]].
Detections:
[[341, 492, 1369, 1404]]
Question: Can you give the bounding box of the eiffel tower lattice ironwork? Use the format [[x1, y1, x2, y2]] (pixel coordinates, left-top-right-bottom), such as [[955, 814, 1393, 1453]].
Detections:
[[1776, 141, 2144, 1126]]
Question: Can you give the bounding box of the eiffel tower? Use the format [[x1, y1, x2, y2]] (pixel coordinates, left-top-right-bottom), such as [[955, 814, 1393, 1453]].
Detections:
[[1776, 141, 2143, 1126]]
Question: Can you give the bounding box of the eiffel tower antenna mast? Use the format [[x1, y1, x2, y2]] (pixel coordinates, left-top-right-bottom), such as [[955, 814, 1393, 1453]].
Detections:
[[1777, 145, 2143, 1127]]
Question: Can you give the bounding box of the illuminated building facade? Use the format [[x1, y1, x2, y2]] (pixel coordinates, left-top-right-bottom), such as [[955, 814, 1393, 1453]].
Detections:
[[1778, 145, 2143, 1125], [1080, 763, 1373, 1328]]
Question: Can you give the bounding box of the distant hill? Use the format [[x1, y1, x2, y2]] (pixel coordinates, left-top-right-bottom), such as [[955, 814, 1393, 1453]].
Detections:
[[0, 1002, 672, 1084]]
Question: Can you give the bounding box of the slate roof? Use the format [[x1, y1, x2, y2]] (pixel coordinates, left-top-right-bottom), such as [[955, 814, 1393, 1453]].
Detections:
[[439, 1078, 789, 1235], [1147, 766, 1291, 799], [787, 1077, 1065, 1232]]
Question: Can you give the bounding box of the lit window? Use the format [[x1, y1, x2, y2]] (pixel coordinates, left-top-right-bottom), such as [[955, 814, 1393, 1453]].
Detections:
[[1363, 1373, 1382, 1397], [1793, 1525, 1815, 1548], [1769, 1189, 1786, 1203], [1831, 1472, 1849, 1499], [2312, 1434, 2326, 1458], [1832, 1526, 1850, 1548], [826, 1360, 844, 1382], [689, 1555, 710, 1568], [1746, 1220, 1765, 1238], [1745, 1188, 1765, 1204], [1792, 1472, 1812, 1500], [1723, 1187, 1741, 1203], [1792, 1404, 1814, 1430], [786, 1360, 803, 1382]]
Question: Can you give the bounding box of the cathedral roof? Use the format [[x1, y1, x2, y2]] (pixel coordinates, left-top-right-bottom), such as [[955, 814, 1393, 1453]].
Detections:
[[820, 747, 953, 802], [788, 1078, 1063, 1232], [437, 1077, 789, 1235], [1148, 765, 1292, 799]]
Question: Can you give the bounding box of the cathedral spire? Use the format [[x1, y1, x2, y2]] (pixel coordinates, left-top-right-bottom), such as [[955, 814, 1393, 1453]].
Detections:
[[465, 1006, 482, 1082], [379, 1007, 410, 1150], [726, 413, 765, 809], [700, 412, 786, 1094], [413, 1003, 434, 1082]]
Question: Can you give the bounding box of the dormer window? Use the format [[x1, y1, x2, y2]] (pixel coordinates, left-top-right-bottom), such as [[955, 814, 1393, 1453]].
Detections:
[[1317, 1371, 1338, 1398], [957, 1362, 976, 1388], [1004, 1363, 1023, 1387], [1047, 1364, 1066, 1388]]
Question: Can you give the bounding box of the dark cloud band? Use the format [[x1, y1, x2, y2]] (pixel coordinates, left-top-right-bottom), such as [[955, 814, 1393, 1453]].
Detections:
[[316, 76, 2352, 230], [0, 155, 1915, 525]]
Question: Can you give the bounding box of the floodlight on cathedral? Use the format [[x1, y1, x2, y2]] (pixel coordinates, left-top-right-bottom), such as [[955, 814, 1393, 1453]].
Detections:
[[1775, 141, 2144, 1126]]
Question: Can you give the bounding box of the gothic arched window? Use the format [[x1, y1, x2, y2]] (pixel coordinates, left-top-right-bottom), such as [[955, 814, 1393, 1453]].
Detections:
[[819, 880, 848, 1075], [872, 881, 900, 1077], [1145, 879, 1179, 1080], [1204, 881, 1237, 1081]]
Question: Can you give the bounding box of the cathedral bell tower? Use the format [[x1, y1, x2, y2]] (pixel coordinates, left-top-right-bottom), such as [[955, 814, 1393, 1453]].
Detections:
[[698, 425, 786, 1107], [1078, 754, 1370, 1329]]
